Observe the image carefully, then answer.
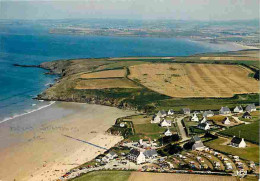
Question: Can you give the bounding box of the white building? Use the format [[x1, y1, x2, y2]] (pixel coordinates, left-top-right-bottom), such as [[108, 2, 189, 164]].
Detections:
[[127, 149, 146, 164], [219, 107, 231, 115], [222, 117, 231, 125], [203, 110, 214, 117], [230, 136, 246, 148], [233, 105, 243, 113], [197, 122, 210, 130], [164, 128, 172, 136], [182, 108, 190, 115], [200, 116, 207, 123], [120, 122, 126, 127], [160, 119, 171, 127], [157, 110, 167, 118], [143, 149, 158, 159], [191, 114, 199, 122], [245, 104, 256, 112], [168, 109, 174, 115], [151, 115, 161, 124], [102, 151, 118, 162]]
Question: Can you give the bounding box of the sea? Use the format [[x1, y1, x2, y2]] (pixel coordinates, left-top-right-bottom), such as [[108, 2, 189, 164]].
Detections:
[[0, 22, 242, 123]]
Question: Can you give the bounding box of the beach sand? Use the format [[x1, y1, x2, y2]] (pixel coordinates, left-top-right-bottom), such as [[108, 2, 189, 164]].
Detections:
[[0, 102, 135, 181]]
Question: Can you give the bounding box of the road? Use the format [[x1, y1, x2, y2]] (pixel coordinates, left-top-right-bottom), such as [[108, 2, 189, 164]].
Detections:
[[175, 116, 189, 142]]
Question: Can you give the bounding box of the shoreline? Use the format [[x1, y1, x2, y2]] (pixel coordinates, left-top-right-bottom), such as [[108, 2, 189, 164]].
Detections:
[[0, 102, 135, 181]]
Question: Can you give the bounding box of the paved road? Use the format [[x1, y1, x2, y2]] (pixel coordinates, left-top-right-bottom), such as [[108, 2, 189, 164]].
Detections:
[[175, 116, 189, 142]]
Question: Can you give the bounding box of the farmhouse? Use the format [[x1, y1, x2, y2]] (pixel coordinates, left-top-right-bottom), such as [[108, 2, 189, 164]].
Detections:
[[245, 104, 256, 112], [160, 119, 171, 127], [203, 110, 214, 117], [157, 110, 167, 117], [102, 151, 118, 162], [222, 117, 231, 125], [168, 109, 174, 115], [230, 136, 246, 148], [164, 128, 172, 136], [197, 122, 210, 130], [233, 105, 243, 113], [242, 111, 252, 119], [192, 141, 205, 151], [190, 114, 199, 122], [151, 115, 161, 124], [182, 108, 190, 115], [127, 149, 146, 164], [219, 107, 231, 115], [200, 116, 207, 123], [143, 149, 158, 159]]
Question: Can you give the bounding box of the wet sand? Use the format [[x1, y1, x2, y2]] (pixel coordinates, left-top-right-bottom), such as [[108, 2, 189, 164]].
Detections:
[[0, 102, 135, 181]]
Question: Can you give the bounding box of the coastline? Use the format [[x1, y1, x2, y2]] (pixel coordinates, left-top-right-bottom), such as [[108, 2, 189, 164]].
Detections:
[[0, 102, 135, 181]]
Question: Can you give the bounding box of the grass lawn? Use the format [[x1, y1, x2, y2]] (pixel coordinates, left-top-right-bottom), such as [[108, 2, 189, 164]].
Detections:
[[219, 121, 259, 144], [72, 171, 131, 181], [132, 123, 177, 140], [204, 137, 259, 163]]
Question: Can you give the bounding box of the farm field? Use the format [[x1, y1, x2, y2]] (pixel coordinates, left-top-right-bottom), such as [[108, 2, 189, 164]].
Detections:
[[75, 78, 140, 89], [129, 63, 259, 98], [72, 171, 131, 181], [128, 172, 237, 181], [219, 121, 259, 144], [204, 137, 259, 162], [133, 122, 177, 140], [199, 56, 259, 61], [208, 115, 239, 127], [80, 69, 126, 79]]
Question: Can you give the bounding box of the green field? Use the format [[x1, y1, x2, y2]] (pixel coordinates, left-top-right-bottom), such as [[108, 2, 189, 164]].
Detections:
[[219, 122, 259, 144], [156, 94, 259, 112], [39, 55, 259, 113], [132, 122, 177, 140], [71, 171, 130, 181], [204, 137, 259, 163]]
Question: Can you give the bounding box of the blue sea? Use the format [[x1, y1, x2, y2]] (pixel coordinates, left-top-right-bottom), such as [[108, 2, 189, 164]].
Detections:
[[0, 22, 241, 122]]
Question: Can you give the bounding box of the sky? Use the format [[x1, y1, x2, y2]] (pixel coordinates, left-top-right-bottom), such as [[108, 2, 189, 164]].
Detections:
[[0, 0, 259, 20]]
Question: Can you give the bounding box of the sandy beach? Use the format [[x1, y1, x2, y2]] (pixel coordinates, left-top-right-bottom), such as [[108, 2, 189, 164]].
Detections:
[[0, 102, 135, 181]]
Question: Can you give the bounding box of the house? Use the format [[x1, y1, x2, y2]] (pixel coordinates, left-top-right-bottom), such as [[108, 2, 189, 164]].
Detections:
[[203, 110, 214, 117], [190, 135, 205, 150], [160, 119, 171, 127], [164, 128, 172, 136], [222, 117, 231, 125], [168, 109, 174, 115], [192, 141, 205, 150], [233, 105, 243, 113], [200, 116, 207, 123], [127, 149, 146, 164], [242, 112, 252, 119], [120, 122, 126, 127], [143, 149, 158, 159], [245, 104, 256, 112], [219, 107, 231, 115], [151, 115, 161, 123], [190, 114, 199, 122], [230, 136, 246, 148], [157, 110, 167, 117], [102, 151, 118, 162], [197, 122, 210, 130], [182, 108, 190, 115]]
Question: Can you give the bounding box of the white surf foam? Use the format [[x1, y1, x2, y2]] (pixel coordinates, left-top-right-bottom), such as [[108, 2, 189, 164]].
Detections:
[[0, 101, 56, 124]]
